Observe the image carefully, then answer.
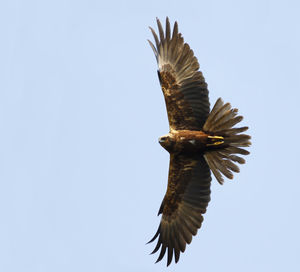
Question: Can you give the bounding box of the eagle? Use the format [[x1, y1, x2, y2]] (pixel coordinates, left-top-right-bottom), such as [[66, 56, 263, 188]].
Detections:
[[147, 17, 251, 266]]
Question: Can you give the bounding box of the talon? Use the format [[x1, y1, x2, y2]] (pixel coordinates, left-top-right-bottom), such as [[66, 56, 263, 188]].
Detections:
[[207, 135, 224, 146], [208, 136, 224, 140]]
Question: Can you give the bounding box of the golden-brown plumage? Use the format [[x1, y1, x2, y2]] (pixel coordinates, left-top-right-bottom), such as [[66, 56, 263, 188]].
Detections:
[[148, 17, 251, 266], [148, 154, 211, 265], [148, 19, 210, 131]]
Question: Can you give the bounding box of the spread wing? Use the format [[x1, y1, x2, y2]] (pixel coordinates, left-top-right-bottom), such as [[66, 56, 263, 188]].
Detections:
[[148, 154, 212, 266], [148, 17, 210, 131]]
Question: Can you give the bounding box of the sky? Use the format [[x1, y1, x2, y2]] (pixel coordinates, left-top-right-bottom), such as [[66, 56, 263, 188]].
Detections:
[[1, 0, 300, 271]]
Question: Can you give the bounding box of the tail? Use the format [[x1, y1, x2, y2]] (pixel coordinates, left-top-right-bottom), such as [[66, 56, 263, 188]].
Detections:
[[203, 98, 251, 184]]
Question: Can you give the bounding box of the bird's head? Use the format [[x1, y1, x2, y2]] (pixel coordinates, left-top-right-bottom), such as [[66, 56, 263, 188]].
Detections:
[[158, 134, 175, 153]]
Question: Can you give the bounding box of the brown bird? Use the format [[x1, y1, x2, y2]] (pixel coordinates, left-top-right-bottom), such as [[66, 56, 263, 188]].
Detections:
[[147, 17, 251, 266]]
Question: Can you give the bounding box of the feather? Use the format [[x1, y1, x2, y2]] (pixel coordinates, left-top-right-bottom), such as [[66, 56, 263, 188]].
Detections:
[[174, 248, 180, 263], [223, 158, 240, 173], [147, 224, 160, 244], [149, 27, 160, 50], [150, 235, 162, 254], [165, 17, 171, 41], [155, 245, 167, 263], [209, 103, 231, 126], [212, 152, 234, 179], [147, 40, 158, 60], [215, 126, 249, 136], [228, 155, 246, 164], [167, 246, 173, 266], [216, 115, 243, 130], [157, 18, 165, 44], [203, 98, 224, 131], [172, 21, 178, 39], [204, 152, 224, 184], [226, 146, 250, 155], [210, 108, 238, 131]]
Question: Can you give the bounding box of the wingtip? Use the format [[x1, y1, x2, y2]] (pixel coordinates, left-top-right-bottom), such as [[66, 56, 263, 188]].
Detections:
[[146, 238, 154, 245], [155, 246, 167, 264], [216, 97, 224, 105], [150, 248, 157, 255], [174, 20, 178, 29], [167, 254, 172, 266], [149, 26, 154, 32], [146, 238, 153, 245], [147, 225, 160, 244]]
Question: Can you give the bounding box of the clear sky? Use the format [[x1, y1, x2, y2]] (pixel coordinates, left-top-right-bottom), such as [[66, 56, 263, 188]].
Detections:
[[1, 0, 300, 271]]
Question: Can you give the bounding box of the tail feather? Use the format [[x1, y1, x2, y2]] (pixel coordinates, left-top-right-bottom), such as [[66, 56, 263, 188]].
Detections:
[[204, 152, 225, 184], [208, 103, 231, 127], [203, 98, 224, 131], [203, 98, 251, 184], [225, 146, 249, 155], [214, 115, 243, 131], [224, 134, 251, 145], [221, 153, 245, 164], [216, 126, 248, 136], [209, 108, 238, 131]]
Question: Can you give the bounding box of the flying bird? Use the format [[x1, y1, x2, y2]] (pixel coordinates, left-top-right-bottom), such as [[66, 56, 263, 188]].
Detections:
[[147, 17, 251, 266]]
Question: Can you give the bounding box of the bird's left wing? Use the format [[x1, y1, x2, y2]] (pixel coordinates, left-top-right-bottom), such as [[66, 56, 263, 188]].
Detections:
[[148, 154, 212, 266], [148, 17, 210, 131]]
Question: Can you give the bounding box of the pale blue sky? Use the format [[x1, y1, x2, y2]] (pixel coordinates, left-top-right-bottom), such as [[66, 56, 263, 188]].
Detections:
[[1, 0, 300, 271]]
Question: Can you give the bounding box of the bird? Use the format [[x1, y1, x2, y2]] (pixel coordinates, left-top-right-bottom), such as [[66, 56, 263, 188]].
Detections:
[[147, 17, 251, 266]]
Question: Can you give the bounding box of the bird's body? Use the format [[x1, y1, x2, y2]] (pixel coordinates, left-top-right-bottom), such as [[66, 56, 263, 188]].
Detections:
[[159, 130, 223, 154], [148, 17, 251, 266]]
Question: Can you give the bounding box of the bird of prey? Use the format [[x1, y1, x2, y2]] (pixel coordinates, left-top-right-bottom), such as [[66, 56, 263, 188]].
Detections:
[[147, 17, 251, 266]]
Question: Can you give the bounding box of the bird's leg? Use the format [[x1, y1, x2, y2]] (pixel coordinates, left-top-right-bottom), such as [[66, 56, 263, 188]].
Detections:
[[206, 135, 224, 146]]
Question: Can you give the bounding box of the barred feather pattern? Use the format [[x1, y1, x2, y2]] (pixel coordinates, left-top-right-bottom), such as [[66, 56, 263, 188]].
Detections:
[[203, 98, 251, 184]]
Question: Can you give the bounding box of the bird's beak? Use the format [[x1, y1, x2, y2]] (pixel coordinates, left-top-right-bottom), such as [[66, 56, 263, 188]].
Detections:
[[159, 138, 166, 144]]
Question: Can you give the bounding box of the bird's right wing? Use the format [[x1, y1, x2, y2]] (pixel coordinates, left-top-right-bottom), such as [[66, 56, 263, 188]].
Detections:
[[148, 18, 210, 131], [148, 154, 212, 266]]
